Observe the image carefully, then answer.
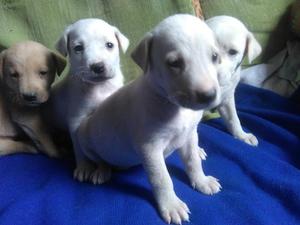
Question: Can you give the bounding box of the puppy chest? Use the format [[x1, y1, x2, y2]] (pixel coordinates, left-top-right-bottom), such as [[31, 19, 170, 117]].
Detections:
[[0, 105, 19, 137], [164, 114, 199, 151]]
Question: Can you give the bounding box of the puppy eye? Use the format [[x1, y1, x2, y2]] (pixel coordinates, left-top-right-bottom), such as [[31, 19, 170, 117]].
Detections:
[[106, 42, 114, 49], [10, 72, 19, 79], [212, 52, 219, 63], [39, 70, 48, 76], [228, 49, 238, 56], [167, 58, 183, 69], [74, 45, 84, 53]]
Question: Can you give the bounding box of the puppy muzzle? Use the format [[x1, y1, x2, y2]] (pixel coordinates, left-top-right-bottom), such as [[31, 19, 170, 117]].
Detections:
[[21, 92, 46, 106], [171, 88, 219, 110], [82, 63, 114, 83]]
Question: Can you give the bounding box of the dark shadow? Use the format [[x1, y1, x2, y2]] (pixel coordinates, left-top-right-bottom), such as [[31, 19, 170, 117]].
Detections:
[[168, 164, 190, 185], [108, 177, 156, 209], [261, 4, 298, 62]]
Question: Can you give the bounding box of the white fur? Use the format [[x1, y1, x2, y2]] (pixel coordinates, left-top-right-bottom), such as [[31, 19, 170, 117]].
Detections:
[[206, 15, 262, 146], [48, 18, 129, 176], [75, 14, 222, 224]]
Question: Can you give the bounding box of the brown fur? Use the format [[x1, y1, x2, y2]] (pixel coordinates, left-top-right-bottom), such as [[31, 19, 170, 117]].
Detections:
[[0, 41, 66, 157]]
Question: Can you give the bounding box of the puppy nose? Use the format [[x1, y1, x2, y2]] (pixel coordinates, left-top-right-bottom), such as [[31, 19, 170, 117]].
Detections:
[[90, 62, 105, 74], [196, 88, 216, 103], [22, 93, 37, 102]]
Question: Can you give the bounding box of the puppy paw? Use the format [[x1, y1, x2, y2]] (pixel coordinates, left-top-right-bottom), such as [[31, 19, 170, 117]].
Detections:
[[73, 161, 96, 182], [89, 164, 112, 185], [238, 133, 258, 146], [24, 144, 39, 154], [192, 176, 221, 195], [198, 147, 207, 160], [46, 149, 62, 158], [159, 195, 190, 224]]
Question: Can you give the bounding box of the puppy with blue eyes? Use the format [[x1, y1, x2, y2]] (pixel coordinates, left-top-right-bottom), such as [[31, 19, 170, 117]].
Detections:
[[46, 18, 129, 180], [206, 16, 262, 146]]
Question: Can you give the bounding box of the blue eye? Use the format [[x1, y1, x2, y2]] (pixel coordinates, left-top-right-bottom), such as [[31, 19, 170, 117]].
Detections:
[[228, 49, 238, 55], [106, 42, 114, 49], [212, 52, 218, 63], [74, 45, 84, 53], [168, 58, 182, 68]]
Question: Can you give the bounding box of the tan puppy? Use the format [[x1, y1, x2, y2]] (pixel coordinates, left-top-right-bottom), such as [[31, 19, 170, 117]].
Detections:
[[0, 41, 66, 157]]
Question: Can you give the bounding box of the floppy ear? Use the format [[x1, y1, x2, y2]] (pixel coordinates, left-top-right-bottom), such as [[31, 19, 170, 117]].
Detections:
[[131, 32, 153, 72], [246, 32, 262, 63], [0, 50, 6, 79], [55, 25, 72, 56], [51, 52, 67, 76], [114, 27, 129, 53]]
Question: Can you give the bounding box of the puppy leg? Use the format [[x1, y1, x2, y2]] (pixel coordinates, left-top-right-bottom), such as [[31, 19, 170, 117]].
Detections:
[[218, 95, 258, 146], [0, 138, 37, 156], [89, 159, 112, 185], [178, 130, 221, 195], [19, 119, 61, 158], [142, 149, 190, 224], [73, 158, 97, 182], [71, 133, 97, 183]]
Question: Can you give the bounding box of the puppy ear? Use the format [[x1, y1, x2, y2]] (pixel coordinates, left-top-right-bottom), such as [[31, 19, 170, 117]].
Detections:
[[114, 27, 130, 53], [52, 52, 67, 76], [0, 50, 6, 79], [55, 25, 72, 56], [131, 32, 153, 72], [246, 32, 262, 63]]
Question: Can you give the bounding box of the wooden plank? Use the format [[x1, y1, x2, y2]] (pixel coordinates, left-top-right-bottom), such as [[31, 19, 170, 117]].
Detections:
[[192, 0, 203, 19]]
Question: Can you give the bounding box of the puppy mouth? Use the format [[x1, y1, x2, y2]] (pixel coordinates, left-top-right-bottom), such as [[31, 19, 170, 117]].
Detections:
[[21, 96, 47, 107], [25, 102, 42, 107], [75, 67, 115, 84], [169, 92, 219, 110], [82, 74, 114, 84]]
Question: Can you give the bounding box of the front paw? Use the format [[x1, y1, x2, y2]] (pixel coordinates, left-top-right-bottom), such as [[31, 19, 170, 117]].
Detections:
[[73, 161, 96, 182], [24, 144, 39, 154], [237, 132, 258, 146], [158, 194, 190, 224], [46, 149, 62, 158], [191, 176, 221, 195], [89, 164, 112, 185]]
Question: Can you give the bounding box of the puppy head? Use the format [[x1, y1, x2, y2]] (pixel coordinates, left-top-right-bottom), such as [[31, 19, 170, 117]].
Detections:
[[0, 41, 66, 106], [56, 18, 129, 84], [206, 16, 262, 85], [132, 14, 220, 110]]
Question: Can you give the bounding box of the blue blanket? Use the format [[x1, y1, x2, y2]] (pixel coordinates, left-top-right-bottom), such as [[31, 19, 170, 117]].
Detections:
[[0, 84, 300, 225]]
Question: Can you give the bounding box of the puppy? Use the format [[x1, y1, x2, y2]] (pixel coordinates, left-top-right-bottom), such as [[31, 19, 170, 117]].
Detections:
[[206, 16, 262, 146], [46, 19, 129, 179], [0, 41, 66, 157], [75, 14, 221, 224]]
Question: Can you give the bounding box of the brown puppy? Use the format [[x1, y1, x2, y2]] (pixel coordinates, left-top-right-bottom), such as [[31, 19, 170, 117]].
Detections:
[[0, 41, 66, 157]]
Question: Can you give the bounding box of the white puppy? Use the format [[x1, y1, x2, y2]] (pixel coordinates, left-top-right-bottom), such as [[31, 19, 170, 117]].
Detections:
[[47, 18, 129, 178], [75, 14, 221, 224], [206, 15, 262, 146]]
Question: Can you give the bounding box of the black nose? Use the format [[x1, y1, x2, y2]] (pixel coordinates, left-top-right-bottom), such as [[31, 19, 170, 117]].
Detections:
[[22, 93, 37, 102], [90, 62, 105, 74], [196, 88, 216, 103]]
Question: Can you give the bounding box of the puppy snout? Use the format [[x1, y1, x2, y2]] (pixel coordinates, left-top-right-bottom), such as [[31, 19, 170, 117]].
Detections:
[[196, 88, 216, 104], [90, 62, 106, 74], [22, 92, 37, 102]]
